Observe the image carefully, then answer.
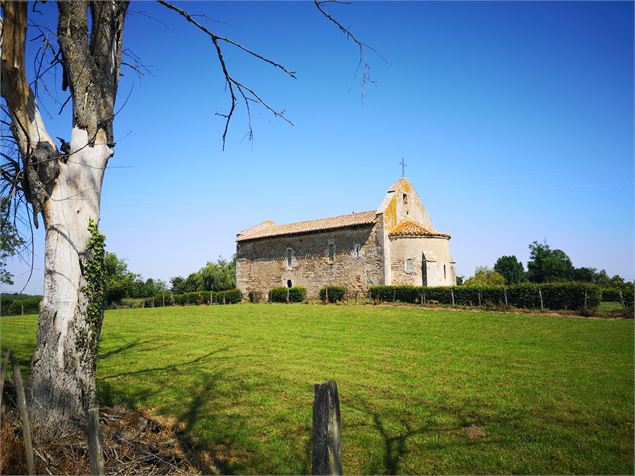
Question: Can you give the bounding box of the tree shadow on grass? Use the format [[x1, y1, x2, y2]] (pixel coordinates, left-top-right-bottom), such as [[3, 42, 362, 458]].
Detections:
[[99, 346, 233, 380], [96, 345, 252, 474], [346, 395, 522, 475]]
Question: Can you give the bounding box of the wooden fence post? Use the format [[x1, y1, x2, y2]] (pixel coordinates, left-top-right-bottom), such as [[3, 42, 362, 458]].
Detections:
[[0, 348, 11, 427], [88, 407, 106, 476], [451, 289, 455, 307], [584, 291, 588, 310], [12, 357, 35, 475], [312, 380, 342, 476], [539, 288, 544, 312], [477, 292, 481, 307], [503, 287, 508, 306]]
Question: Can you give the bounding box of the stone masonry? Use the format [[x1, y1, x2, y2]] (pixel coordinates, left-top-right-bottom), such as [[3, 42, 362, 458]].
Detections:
[[236, 177, 456, 300]]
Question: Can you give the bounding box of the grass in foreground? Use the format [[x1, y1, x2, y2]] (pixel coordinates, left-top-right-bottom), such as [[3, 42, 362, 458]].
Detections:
[[1, 305, 633, 474]]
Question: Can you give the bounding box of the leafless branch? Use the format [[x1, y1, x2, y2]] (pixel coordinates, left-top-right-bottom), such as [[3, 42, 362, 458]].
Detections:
[[314, 0, 387, 101], [156, 0, 295, 148]]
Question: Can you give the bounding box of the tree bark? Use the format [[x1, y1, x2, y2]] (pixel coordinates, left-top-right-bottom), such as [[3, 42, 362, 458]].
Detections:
[[29, 128, 111, 432]]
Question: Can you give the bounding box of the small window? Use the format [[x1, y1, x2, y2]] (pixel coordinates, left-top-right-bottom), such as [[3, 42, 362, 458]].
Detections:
[[405, 258, 414, 273], [444, 264, 447, 279], [286, 248, 293, 268], [402, 193, 408, 205], [287, 280, 292, 288], [328, 243, 335, 262]]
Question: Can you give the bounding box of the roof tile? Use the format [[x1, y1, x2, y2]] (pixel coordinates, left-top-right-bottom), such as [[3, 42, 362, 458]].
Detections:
[[389, 220, 450, 238], [237, 210, 377, 241]]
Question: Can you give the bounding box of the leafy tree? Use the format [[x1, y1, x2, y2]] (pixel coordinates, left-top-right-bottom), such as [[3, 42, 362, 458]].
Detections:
[[200, 256, 236, 291], [526, 241, 574, 283], [104, 253, 167, 304], [171, 257, 236, 293], [170, 276, 187, 294], [464, 266, 506, 286], [493, 255, 525, 285], [571, 266, 597, 283]]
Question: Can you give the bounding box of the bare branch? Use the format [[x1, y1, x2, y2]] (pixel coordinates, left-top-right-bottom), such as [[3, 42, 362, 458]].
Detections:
[[156, 0, 295, 148], [314, 0, 387, 101]]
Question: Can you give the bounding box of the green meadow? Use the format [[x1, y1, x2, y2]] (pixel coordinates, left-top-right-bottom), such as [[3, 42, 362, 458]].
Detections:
[[1, 305, 633, 474]]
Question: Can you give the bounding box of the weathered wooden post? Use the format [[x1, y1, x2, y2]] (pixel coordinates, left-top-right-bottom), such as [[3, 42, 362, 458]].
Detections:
[[584, 291, 588, 310], [0, 348, 11, 426], [451, 289, 455, 307], [539, 288, 544, 312], [477, 292, 482, 307], [12, 357, 35, 475], [88, 407, 106, 475], [312, 380, 342, 476], [503, 287, 508, 306]]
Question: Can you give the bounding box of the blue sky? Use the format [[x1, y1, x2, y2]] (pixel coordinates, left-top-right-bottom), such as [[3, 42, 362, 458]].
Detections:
[[4, 1, 634, 293]]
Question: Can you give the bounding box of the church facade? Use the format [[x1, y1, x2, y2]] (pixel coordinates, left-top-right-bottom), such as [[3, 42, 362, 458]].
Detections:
[[235, 177, 456, 299]]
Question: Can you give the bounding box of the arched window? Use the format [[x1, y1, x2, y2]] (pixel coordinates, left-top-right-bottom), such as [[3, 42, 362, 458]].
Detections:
[[444, 264, 447, 280], [287, 280, 292, 288]]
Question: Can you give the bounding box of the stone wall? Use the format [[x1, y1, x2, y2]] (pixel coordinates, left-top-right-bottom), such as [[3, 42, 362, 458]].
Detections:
[[236, 222, 385, 299], [388, 236, 456, 286]]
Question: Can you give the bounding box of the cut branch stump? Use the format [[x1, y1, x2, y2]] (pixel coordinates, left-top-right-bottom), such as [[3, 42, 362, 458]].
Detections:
[[312, 380, 342, 476]]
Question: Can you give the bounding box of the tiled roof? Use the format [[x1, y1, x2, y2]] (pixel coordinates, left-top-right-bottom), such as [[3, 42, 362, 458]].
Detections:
[[389, 220, 450, 238], [237, 210, 377, 242]]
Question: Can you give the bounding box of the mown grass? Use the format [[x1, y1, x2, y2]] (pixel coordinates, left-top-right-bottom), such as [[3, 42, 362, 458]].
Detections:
[[1, 305, 633, 474]]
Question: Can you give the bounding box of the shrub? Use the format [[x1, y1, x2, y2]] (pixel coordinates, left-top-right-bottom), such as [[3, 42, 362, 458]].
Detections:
[[214, 289, 242, 304], [152, 293, 172, 307], [368, 282, 601, 311], [368, 285, 420, 303], [248, 291, 262, 303], [270, 287, 306, 303], [505, 283, 541, 309], [1, 295, 41, 316], [319, 286, 347, 303], [540, 282, 601, 310]]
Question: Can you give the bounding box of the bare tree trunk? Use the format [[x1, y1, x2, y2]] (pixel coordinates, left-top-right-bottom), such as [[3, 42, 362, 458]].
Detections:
[[29, 129, 111, 432]]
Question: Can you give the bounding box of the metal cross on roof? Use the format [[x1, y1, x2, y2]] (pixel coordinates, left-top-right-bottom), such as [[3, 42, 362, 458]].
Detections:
[[399, 157, 407, 177]]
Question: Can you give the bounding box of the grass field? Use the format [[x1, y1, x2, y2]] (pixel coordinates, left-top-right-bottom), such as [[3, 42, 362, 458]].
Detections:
[[1, 305, 633, 474]]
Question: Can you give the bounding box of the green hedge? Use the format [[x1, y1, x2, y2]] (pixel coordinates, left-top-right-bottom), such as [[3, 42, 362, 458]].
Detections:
[[142, 289, 242, 307], [602, 286, 634, 304], [319, 285, 347, 303], [368, 282, 602, 311], [1, 295, 42, 316], [270, 287, 307, 303]]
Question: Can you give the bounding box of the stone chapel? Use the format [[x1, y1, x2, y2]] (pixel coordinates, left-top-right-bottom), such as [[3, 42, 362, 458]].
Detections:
[[235, 177, 456, 299]]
